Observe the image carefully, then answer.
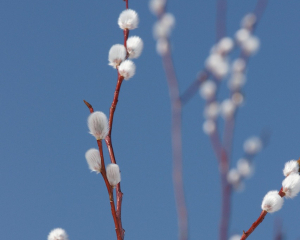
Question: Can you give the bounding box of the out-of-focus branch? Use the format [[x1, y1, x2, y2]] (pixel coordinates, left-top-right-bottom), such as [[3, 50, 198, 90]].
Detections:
[[216, 0, 227, 41], [162, 44, 188, 240], [274, 219, 284, 240]]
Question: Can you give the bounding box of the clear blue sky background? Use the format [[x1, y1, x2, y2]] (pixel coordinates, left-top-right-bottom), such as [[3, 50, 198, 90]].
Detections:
[[1, 0, 300, 239]]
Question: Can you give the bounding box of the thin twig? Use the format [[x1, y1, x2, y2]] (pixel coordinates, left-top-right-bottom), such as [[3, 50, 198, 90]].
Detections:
[[241, 188, 286, 239], [98, 140, 122, 240], [83, 100, 122, 239], [162, 44, 188, 240], [216, 0, 227, 41]]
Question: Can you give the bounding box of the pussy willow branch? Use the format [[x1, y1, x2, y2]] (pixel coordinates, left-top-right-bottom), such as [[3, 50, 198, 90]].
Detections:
[[220, 1, 268, 238], [103, 1, 130, 238], [241, 188, 286, 240], [83, 100, 122, 240], [162, 43, 188, 240], [97, 140, 122, 240], [241, 158, 300, 240], [180, 0, 269, 106], [216, 0, 227, 41]]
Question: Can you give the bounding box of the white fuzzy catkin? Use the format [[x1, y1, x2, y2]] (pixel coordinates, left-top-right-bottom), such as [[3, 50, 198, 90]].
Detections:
[[106, 164, 121, 187], [204, 102, 219, 119], [118, 60, 136, 80], [205, 54, 229, 79], [229, 234, 241, 240], [282, 173, 300, 198], [241, 13, 257, 29], [85, 148, 101, 173], [283, 160, 299, 177], [48, 228, 68, 240], [149, 0, 166, 15], [235, 28, 250, 45], [221, 99, 235, 119], [108, 44, 127, 68], [232, 58, 246, 73], [161, 13, 175, 29], [127, 36, 144, 59], [241, 36, 260, 55], [243, 136, 262, 155], [203, 120, 216, 135], [118, 9, 139, 30], [156, 38, 169, 56], [88, 111, 109, 140], [231, 92, 244, 106], [227, 169, 240, 185], [199, 80, 217, 100], [237, 158, 252, 177], [228, 73, 246, 91], [261, 191, 284, 213], [217, 37, 234, 54]]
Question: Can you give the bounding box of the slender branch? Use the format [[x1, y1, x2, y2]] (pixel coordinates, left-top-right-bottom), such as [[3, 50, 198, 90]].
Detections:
[[103, 1, 131, 237], [97, 140, 122, 240], [180, 71, 208, 106], [241, 210, 268, 240], [162, 44, 188, 240], [241, 189, 286, 239], [216, 0, 227, 41]]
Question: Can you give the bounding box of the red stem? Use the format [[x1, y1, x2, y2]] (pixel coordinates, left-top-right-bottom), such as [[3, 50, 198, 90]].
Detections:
[[241, 210, 268, 240], [97, 140, 122, 240], [241, 188, 286, 239], [104, 73, 125, 238]]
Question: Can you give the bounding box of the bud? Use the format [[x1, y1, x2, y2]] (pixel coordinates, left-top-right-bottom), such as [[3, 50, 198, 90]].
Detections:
[[149, 0, 166, 16], [119, 60, 136, 80], [203, 120, 216, 135], [85, 148, 101, 173], [283, 160, 300, 177], [87, 111, 109, 140], [106, 164, 121, 187], [235, 28, 250, 45], [282, 173, 300, 198], [108, 44, 127, 68], [199, 80, 217, 100], [48, 228, 68, 240], [217, 37, 234, 54], [118, 9, 139, 30], [261, 191, 284, 213], [237, 158, 253, 178], [220, 99, 235, 119], [242, 36, 260, 55], [127, 36, 144, 59], [243, 136, 262, 155]]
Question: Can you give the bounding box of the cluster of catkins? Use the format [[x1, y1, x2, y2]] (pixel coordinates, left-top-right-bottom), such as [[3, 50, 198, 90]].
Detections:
[[201, 13, 260, 136], [85, 112, 121, 187], [227, 136, 263, 190], [261, 159, 300, 212], [108, 9, 143, 79], [149, 0, 175, 56], [47, 7, 144, 240]]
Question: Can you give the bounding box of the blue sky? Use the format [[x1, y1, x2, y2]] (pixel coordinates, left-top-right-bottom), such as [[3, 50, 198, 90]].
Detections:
[[1, 0, 300, 239]]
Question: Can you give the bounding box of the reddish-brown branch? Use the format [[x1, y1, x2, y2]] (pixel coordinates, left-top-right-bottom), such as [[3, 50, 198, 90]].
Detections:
[[241, 210, 268, 240], [83, 100, 94, 113], [241, 188, 286, 239], [162, 44, 188, 240], [124, 29, 129, 48], [97, 140, 122, 240]]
